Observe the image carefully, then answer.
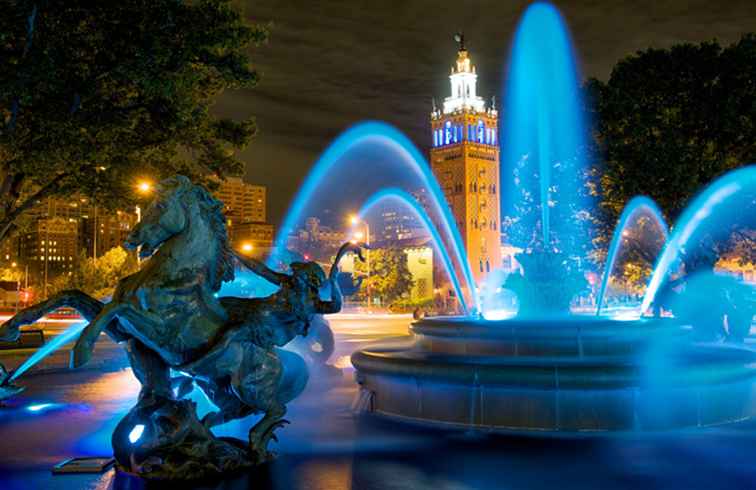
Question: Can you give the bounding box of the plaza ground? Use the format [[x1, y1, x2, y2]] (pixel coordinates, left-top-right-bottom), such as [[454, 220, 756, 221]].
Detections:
[[2, 314, 756, 489]]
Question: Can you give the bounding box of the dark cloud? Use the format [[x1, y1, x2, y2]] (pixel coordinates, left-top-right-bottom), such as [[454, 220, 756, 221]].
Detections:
[[217, 0, 756, 225]]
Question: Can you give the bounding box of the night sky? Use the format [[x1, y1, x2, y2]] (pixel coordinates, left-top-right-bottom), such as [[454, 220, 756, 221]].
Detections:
[[215, 0, 756, 226]]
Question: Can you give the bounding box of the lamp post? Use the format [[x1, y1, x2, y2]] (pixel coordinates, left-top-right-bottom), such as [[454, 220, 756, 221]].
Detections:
[[11, 262, 19, 313], [135, 180, 154, 264], [349, 215, 371, 313]]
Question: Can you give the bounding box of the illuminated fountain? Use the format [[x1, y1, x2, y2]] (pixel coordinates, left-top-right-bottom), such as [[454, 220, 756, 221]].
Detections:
[[349, 3, 756, 432]]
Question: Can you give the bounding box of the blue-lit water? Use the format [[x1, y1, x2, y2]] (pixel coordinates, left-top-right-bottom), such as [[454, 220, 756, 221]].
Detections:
[[596, 197, 668, 316], [10, 321, 87, 382], [501, 2, 591, 258], [641, 165, 756, 314], [271, 121, 479, 312], [358, 188, 470, 313]]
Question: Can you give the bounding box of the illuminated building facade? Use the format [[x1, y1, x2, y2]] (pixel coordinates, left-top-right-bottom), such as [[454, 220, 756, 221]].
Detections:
[[430, 37, 501, 284]]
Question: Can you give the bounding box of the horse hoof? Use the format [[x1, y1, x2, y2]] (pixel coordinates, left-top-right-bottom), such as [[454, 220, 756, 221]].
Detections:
[[70, 345, 92, 369], [0, 321, 20, 342]]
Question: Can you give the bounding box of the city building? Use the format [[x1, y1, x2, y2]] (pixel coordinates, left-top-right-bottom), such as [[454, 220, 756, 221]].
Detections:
[[288, 217, 349, 262], [379, 209, 425, 242], [401, 238, 434, 303], [214, 177, 267, 228], [430, 36, 501, 284], [232, 221, 275, 253], [212, 177, 274, 256], [19, 216, 79, 286]]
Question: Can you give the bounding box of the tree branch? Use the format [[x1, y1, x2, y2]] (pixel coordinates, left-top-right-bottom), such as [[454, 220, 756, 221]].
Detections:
[[0, 172, 69, 242]]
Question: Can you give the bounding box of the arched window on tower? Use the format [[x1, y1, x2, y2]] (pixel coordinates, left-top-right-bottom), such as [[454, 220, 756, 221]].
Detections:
[[480, 260, 484, 273], [486, 260, 490, 273], [477, 120, 485, 143], [445, 121, 452, 145], [466, 85, 470, 97]]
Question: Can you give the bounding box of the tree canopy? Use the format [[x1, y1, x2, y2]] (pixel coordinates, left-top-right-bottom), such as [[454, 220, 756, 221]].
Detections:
[[0, 0, 267, 243], [48, 246, 138, 299], [590, 34, 756, 220], [355, 248, 414, 307]]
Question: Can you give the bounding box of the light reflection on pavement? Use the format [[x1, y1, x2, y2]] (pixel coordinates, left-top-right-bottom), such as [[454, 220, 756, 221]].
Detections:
[[4, 314, 756, 489]]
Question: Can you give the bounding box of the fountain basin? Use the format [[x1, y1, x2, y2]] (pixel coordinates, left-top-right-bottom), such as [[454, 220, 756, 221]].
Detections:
[[352, 317, 756, 433]]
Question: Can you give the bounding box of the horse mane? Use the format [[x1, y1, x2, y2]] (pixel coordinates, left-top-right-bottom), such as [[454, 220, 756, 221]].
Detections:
[[165, 176, 236, 291]]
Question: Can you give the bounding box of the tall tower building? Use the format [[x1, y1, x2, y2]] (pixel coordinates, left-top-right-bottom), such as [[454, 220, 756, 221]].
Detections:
[[430, 35, 501, 284]]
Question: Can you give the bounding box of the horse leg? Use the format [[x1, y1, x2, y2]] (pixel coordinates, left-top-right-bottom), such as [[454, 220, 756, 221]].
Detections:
[[194, 377, 256, 428], [0, 289, 114, 342], [126, 338, 172, 402], [72, 303, 164, 368], [230, 347, 290, 461]]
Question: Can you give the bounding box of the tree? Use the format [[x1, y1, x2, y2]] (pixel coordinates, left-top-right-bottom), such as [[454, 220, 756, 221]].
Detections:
[[48, 246, 138, 299], [355, 248, 414, 307], [0, 267, 22, 283], [0, 1, 268, 243], [590, 34, 756, 220]]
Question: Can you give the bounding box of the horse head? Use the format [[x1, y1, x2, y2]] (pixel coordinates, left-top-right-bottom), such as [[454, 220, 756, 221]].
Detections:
[[125, 175, 235, 290]]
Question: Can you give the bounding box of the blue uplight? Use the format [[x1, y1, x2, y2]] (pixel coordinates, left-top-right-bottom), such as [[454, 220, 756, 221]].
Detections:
[[129, 424, 145, 444], [26, 403, 55, 412]]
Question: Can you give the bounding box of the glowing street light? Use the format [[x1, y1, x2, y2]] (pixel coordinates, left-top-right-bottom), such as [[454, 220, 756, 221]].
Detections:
[[241, 242, 254, 254], [137, 180, 153, 194]]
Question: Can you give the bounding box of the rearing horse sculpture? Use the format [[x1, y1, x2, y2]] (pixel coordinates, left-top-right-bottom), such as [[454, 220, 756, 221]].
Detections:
[[0, 176, 364, 478]]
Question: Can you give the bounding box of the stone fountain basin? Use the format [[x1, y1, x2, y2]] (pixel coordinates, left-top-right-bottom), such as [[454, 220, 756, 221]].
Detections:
[[351, 316, 756, 433]]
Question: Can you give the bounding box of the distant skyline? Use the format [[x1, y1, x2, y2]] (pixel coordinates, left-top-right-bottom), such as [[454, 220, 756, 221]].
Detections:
[[215, 0, 756, 226]]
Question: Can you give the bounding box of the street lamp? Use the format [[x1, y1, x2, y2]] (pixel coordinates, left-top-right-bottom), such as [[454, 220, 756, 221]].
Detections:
[[11, 262, 19, 313], [348, 214, 371, 313], [241, 242, 254, 254], [135, 179, 154, 264], [137, 180, 153, 195]]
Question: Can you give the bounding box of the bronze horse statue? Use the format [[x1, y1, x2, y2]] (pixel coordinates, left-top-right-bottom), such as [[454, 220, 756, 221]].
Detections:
[[0, 176, 364, 478]]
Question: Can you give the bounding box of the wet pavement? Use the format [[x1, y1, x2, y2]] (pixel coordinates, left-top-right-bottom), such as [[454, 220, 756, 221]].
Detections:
[[3, 314, 756, 489]]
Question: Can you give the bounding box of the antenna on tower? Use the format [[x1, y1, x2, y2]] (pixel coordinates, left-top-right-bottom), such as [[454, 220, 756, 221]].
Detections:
[[432, 97, 438, 113]]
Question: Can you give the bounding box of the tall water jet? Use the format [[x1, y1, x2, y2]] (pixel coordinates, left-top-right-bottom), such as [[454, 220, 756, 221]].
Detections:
[[501, 2, 591, 260], [352, 3, 756, 434], [358, 188, 470, 314], [596, 196, 669, 316], [273, 121, 479, 311], [641, 165, 756, 314]]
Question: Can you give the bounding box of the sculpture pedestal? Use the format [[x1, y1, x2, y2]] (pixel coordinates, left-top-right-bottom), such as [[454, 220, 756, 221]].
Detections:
[[112, 396, 256, 480]]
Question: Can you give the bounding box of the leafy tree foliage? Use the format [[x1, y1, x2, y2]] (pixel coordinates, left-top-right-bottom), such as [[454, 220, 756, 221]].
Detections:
[[0, 267, 22, 283], [589, 34, 756, 219], [0, 1, 267, 243], [48, 246, 138, 299], [354, 248, 414, 307]]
